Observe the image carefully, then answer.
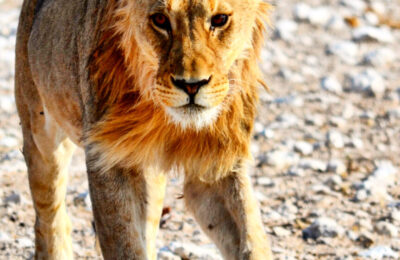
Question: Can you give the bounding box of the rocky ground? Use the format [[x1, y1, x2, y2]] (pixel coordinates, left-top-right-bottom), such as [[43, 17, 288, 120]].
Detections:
[[1, 0, 400, 259]]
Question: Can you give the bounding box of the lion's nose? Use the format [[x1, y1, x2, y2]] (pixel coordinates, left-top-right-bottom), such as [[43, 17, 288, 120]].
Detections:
[[171, 76, 211, 102]]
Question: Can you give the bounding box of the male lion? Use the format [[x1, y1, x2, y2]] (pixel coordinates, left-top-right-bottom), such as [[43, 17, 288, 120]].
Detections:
[[15, 0, 272, 258]]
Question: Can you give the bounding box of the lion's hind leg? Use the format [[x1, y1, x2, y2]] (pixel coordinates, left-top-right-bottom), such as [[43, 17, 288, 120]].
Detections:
[[16, 86, 75, 260]]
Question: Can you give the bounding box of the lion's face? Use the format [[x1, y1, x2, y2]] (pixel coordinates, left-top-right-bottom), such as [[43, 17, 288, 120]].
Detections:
[[118, 0, 261, 129]]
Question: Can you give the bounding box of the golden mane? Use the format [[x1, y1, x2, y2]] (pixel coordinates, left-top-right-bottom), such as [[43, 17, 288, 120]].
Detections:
[[87, 0, 271, 182]]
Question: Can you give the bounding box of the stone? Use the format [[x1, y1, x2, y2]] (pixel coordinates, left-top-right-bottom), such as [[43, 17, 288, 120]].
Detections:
[[326, 15, 346, 31], [273, 226, 291, 237], [275, 19, 298, 41], [302, 217, 344, 240], [327, 130, 344, 149], [340, 0, 366, 12], [0, 232, 11, 242], [327, 41, 358, 64], [353, 26, 395, 43], [359, 246, 398, 259], [256, 177, 274, 187], [293, 3, 311, 21], [4, 192, 21, 204], [16, 238, 34, 248], [375, 221, 398, 237], [327, 159, 346, 174], [168, 242, 222, 260], [158, 248, 181, 260], [325, 175, 342, 190], [73, 192, 92, 211], [0, 95, 15, 113], [320, 76, 342, 94], [264, 150, 299, 169], [363, 48, 395, 67], [298, 158, 327, 172], [0, 135, 18, 148], [308, 7, 333, 26], [349, 69, 385, 97], [287, 166, 305, 177], [294, 141, 313, 156], [391, 210, 400, 222], [364, 12, 380, 26]]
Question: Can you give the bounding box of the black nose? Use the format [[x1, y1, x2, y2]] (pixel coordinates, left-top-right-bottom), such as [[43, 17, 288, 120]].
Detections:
[[171, 76, 210, 102]]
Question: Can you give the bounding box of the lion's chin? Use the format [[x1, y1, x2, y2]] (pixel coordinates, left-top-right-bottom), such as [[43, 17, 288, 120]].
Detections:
[[164, 104, 222, 130]]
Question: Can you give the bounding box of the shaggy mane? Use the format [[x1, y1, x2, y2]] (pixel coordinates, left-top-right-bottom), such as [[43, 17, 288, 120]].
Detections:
[[87, 0, 271, 181]]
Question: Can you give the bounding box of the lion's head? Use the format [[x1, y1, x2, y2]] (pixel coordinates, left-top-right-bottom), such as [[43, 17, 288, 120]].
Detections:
[[89, 0, 270, 176], [108, 0, 270, 129]]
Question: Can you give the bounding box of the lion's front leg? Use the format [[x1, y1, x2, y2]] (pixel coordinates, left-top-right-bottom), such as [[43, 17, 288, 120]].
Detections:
[[86, 162, 148, 260], [184, 169, 272, 260]]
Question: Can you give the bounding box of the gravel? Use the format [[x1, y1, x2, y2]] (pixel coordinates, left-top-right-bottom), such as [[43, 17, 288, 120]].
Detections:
[[1, 0, 400, 259]]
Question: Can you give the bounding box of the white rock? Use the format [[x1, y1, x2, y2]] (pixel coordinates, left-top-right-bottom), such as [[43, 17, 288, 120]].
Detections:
[[256, 176, 274, 187], [375, 221, 398, 237], [349, 137, 364, 149], [340, 0, 366, 12], [364, 12, 380, 26], [327, 41, 358, 64], [265, 150, 299, 169], [355, 189, 368, 202], [305, 114, 325, 127], [302, 217, 344, 239], [359, 246, 398, 259], [391, 210, 400, 222], [329, 116, 346, 128], [363, 48, 395, 67], [370, 2, 386, 14], [273, 226, 291, 237], [372, 161, 397, 185], [293, 3, 311, 21], [0, 231, 11, 242], [327, 159, 346, 174], [275, 19, 298, 41], [349, 69, 385, 97], [276, 113, 299, 127], [327, 130, 344, 149], [0, 135, 18, 148], [16, 238, 34, 248], [298, 158, 327, 172], [294, 141, 313, 156], [353, 26, 395, 43], [325, 175, 343, 190], [321, 76, 342, 94], [326, 15, 346, 31], [287, 166, 305, 177], [168, 242, 222, 260], [158, 249, 181, 260], [0, 95, 15, 113], [308, 7, 333, 26]]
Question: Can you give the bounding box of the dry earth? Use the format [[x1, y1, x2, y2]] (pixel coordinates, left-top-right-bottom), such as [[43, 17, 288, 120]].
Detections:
[[0, 0, 399, 259]]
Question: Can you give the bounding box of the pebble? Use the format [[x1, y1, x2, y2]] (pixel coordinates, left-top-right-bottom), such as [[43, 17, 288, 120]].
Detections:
[[256, 176, 274, 187], [168, 242, 222, 260], [298, 158, 327, 172], [320, 76, 342, 94], [359, 246, 398, 259], [273, 226, 291, 237], [287, 166, 305, 177], [0, 95, 15, 113], [73, 192, 92, 211], [0, 231, 11, 242], [391, 210, 400, 222], [158, 249, 181, 260], [363, 48, 395, 67], [275, 19, 298, 41], [353, 26, 395, 43], [4, 192, 21, 204], [0, 135, 18, 148], [375, 221, 398, 238], [16, 238, 34, 248], [325, 175, 342, 190], [264, 150, 299, 170], [340, 0, 366, 12], [326, 41, 358, 64], [349, 69, 385, 97], [294, 141, 313, 155], [302, 217, 344, 240], [327, 130, 344, 149], [308, 7, 333, 26], [328, 159, 347, 174], [293, 3, 311, 21]]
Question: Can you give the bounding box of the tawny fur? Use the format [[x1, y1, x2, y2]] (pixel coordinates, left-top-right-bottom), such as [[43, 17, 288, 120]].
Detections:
[[15, 0, 273, 259]]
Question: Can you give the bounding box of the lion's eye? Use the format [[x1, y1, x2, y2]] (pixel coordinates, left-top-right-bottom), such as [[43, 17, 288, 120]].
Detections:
[[151, 13, 171, 31], [211, 14, 229, 28]]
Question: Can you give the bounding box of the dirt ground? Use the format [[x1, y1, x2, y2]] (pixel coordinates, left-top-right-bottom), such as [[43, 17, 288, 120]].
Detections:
[[0, 0, 399, 259]]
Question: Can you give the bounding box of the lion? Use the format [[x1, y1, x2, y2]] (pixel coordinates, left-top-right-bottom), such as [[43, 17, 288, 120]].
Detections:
[[15, 0, 272, 259]]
